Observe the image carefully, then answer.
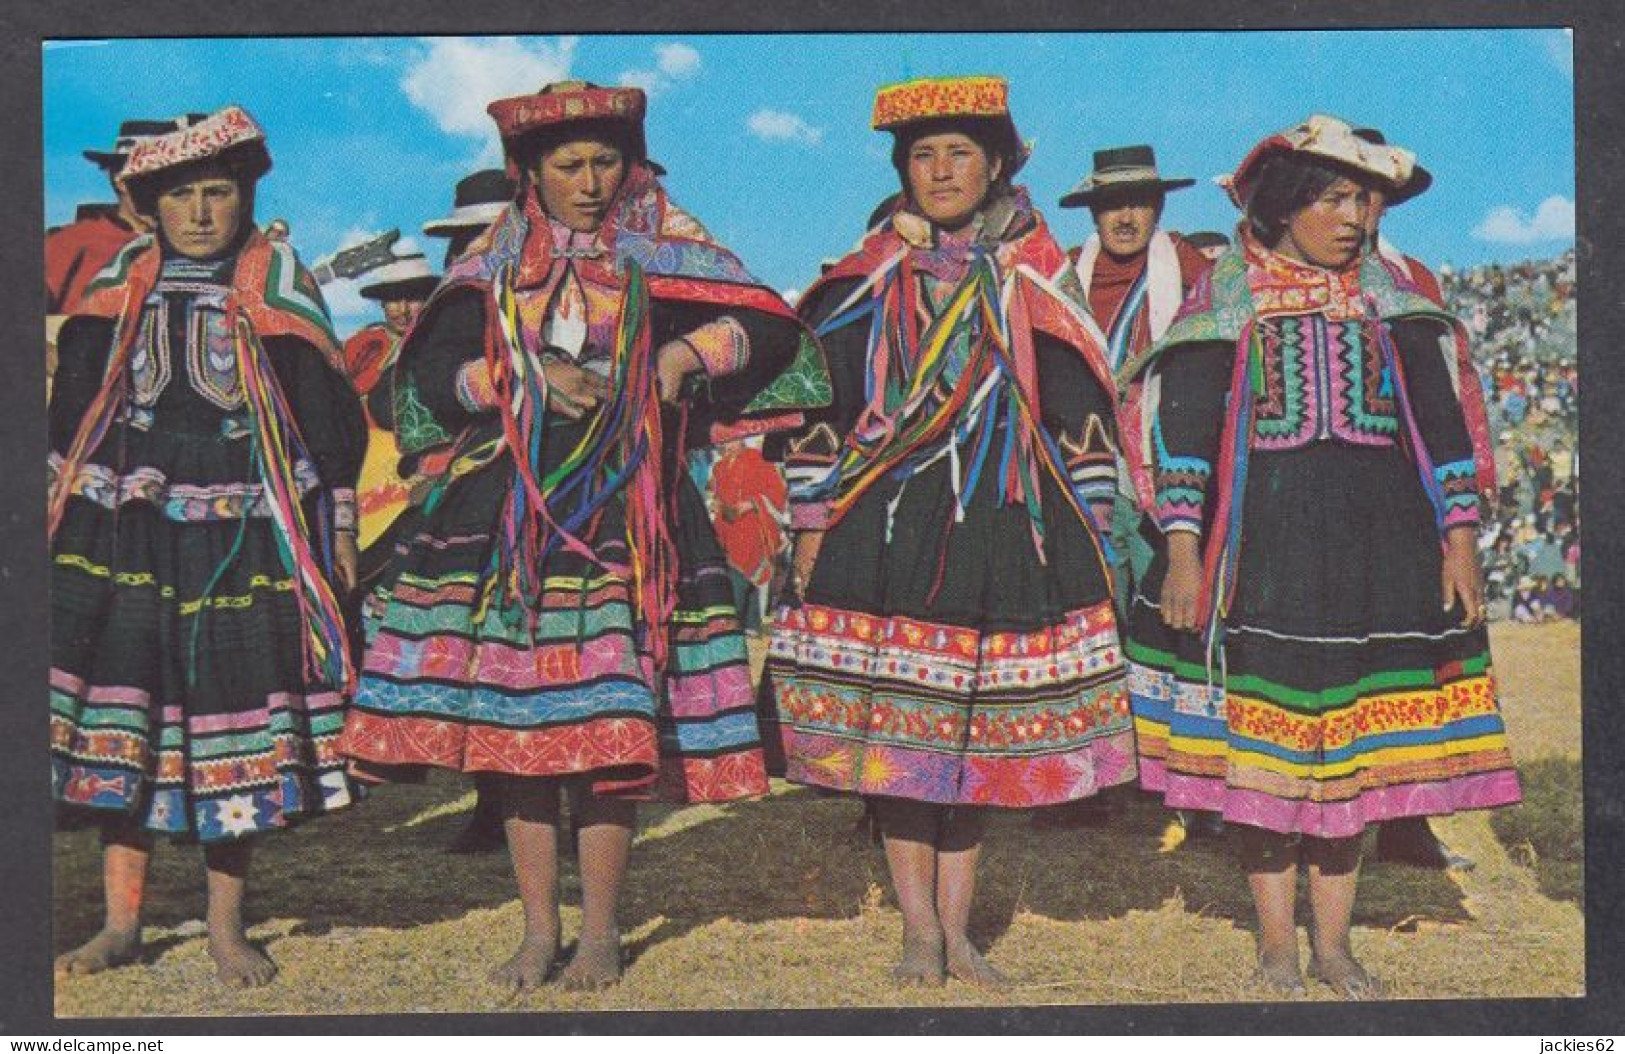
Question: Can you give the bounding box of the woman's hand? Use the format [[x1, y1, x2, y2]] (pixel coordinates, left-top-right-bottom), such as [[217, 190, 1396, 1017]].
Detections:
[[656, 339, 703, 404], [792, 530, 826, 594], [1442, 525, 1486, 626], [540, 354, 610, 419], [334, 531, 359, 594], [1160, 531, 1204, 633]]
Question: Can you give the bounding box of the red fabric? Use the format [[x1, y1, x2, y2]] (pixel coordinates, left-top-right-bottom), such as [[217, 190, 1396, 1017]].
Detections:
[[1404, 254, 1445, 306], [342, 324, 395, 399], [709, 442, 788, 586], [45, 212, 138, 316], [1084, 232, 1210, 325], [1083, 231, 1212, 352]]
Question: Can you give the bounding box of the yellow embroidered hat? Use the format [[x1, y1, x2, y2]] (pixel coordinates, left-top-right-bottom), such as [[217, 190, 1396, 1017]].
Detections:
[[871, 75, 1028, 174]]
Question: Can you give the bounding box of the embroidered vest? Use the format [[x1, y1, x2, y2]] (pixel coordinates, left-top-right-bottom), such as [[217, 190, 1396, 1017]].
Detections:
[[1250, 313, 1398, 451]]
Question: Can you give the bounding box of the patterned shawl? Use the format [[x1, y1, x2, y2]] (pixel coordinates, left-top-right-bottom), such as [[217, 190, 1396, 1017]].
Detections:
[[793, 187, 1118, 568], [395, 162, 827, 667]]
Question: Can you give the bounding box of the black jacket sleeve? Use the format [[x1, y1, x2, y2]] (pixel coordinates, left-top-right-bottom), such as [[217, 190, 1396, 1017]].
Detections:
[[265, 335, 368, 495], [1148, 339, 1232, 536], [49, 316, 115, 455]]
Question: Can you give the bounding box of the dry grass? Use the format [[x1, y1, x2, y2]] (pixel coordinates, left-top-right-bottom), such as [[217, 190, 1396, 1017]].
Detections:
[[52, 622, 1582, 1017]]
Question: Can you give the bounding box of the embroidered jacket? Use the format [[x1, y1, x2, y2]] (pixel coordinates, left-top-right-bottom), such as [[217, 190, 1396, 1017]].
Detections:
[[1120, 230, 1496, 554]]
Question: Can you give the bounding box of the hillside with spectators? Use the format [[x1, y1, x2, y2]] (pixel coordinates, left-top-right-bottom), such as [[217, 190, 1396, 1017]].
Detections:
[[1440, 249, 1578, 621]]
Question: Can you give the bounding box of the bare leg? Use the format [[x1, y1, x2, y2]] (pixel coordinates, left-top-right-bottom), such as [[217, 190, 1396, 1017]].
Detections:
[[1305, 835, 1383, 999], [205, 838, 276, 987], [491, 776, 562, 989], [1236, 825, 1305, 997], [56, 822, 151, 977], [558, 783, 634, 991], [872, 797, 946, 986], [937, 806, 1005, 987]]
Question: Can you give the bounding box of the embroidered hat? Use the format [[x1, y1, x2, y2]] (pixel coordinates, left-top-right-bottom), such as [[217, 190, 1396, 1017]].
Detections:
[[1058, 144, 1195, 208], [1219, 113, 1417, 209], [871, 75, 1028, 174], [116, 105, 272, 191], [358, 252, 440, 302], [422, 169, 516, 237], [83, 114, 209, 171], [486, 80, 649, 166], [1351, 126, 1435, 205]]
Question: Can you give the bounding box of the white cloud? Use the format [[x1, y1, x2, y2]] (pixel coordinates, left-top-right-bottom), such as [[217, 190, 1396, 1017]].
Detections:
[[400, 36, 578, 163], [620, 40, 702, 97], [656, 42, 701, 78], [746, 108, 824, 146], [1472, 195, 1576, 245], [617, 68, 664, 94]]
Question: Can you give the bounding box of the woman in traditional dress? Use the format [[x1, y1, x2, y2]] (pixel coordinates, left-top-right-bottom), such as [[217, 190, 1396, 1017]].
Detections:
[[49, 106, 364, 987], [340, 81, 828, 990], [1118, 115, 1521, 998], [766, 76, 1130, 987]]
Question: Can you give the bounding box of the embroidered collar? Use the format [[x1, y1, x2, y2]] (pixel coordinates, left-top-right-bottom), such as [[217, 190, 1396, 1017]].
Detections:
[[1239, 224, 1364, 321]]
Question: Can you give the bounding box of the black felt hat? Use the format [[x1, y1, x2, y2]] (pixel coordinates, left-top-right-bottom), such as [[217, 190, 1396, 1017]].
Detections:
[[1059, 145, 1195, 208], [1351, 127, 1434, 205]]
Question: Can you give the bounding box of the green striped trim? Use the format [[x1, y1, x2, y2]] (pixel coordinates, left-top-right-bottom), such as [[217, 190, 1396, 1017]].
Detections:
[[81, 235, 154, 298], [264, 242, 339, 341], [1124, 638, 1491, 708]]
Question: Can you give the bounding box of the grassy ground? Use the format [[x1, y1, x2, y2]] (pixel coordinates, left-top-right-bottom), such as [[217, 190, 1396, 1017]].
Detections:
[[52, 620, 1582, 1016]]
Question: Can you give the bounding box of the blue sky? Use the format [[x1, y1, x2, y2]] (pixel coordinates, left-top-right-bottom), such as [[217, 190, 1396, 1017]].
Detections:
[[43, 30, 1575, 336]]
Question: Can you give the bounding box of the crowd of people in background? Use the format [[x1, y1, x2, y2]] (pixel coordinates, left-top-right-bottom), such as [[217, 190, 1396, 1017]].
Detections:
[[1441, 251, 1580, 621]]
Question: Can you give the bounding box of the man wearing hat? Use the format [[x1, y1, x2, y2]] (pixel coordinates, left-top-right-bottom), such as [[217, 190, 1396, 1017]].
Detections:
[[44, 118, 199, 317], [1036, 145, 1213, 833], [342, 250, 440, 400], [422, 168, 515, 267], [1057, 148, 1213, 611], [45, 117, 206, 392], [1353, 126, 1445, 305], [1059, 145, 1213, 372], [339, 250, 442, 564]]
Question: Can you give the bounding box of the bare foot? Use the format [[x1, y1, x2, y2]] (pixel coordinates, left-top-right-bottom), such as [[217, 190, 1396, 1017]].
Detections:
[[893, 930, 946, 986], [559, 934, 622, 991], [208, 931, 277, 988], [1309, 951, 1385, 1000], [1254, 944, 1306, 998], [489, 932, 559, 990], [54, 927, 142, 977], [945, 935, 1008, 989]]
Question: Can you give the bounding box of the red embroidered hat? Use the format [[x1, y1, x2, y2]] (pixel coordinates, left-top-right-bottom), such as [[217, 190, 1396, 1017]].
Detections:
[[486, 81, 649, 162], [116, 105, 272, 191], [871, 75, 1028, 174], [1220, 113, 1417, 209]]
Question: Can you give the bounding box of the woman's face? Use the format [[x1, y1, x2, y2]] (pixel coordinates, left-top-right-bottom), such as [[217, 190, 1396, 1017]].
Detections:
[[905, 132, 1000, 233], [531, 138, 626, 233], [155, 173, 243, 260], [1275, 175, 1370, 269]]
